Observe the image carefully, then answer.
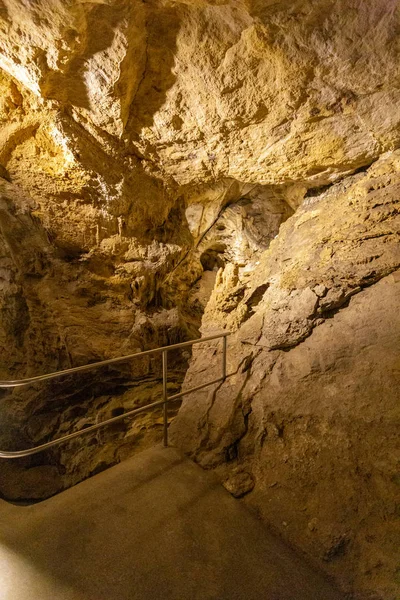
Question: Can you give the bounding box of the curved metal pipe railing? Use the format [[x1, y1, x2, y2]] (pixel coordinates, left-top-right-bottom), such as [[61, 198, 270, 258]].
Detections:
[[0, 332, 229, 459]]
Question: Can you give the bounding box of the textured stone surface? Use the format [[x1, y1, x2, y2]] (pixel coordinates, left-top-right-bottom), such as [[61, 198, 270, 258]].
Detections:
[[0, 177, 190, 499], [0, 1, 400, 598], [2, 0, 400, 215], [170, 152, 400, 600]]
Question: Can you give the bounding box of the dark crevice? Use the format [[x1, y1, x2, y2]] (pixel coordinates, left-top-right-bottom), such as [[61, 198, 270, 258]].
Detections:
[[304, 183, 332, 199], [245, 283, 270, 313], [303, 158, 379, 201]]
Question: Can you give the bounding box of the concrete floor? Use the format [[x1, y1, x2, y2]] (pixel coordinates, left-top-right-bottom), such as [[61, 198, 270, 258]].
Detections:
[[0, 446, 343, 600]]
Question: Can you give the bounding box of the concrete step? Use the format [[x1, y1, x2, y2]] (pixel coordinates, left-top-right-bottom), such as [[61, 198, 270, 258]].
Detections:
[[0, 446, 343, 600]]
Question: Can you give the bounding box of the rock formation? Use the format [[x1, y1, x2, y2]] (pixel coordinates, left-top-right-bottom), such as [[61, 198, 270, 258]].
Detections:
[[0, 0, 399, 598], [171, 151, 400, 599]]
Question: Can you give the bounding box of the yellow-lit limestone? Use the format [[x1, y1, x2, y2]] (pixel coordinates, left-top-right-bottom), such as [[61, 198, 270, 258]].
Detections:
[[0, 1, 400, 599], [2, 0, 400, 194], [171, 151, 400, 600]]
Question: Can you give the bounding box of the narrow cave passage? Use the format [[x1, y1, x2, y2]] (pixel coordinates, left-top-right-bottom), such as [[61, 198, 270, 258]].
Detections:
[[0, 183, 293, 504], [0, 1, 399, 599]]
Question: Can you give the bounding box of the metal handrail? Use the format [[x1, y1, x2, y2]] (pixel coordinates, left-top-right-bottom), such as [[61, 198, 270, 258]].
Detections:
[[0, 332, 229, 459]]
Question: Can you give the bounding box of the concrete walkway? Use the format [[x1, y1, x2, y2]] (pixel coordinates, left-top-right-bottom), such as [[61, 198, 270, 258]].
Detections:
[[0, 446, 342, 600]]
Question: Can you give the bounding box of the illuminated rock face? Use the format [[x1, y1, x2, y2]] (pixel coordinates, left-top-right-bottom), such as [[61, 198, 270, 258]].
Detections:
[[171, 151, 400, 598], [0, 1, 400, 598], [1, 0, 400, 215]]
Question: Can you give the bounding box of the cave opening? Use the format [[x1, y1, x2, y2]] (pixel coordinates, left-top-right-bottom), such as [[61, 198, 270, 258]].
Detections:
[[200, 246, 226, 272]]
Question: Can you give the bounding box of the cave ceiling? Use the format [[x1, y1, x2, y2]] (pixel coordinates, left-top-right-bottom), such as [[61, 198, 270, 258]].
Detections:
[[1, 6, 400, 598], [1, 0, 400, 219]]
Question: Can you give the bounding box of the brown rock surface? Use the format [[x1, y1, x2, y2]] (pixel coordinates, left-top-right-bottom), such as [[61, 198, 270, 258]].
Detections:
[[0, 1, 400, 598], [0, 176, 192, 499], [170, 153, 400, 599]]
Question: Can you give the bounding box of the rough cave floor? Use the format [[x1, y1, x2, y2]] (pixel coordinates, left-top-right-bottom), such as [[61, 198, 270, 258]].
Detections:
[[0, 445, 342, 600]]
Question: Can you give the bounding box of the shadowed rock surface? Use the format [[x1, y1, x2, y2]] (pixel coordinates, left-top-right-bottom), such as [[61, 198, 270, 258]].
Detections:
[[171, 153, 400, 599], [0, 2, 399, 598]]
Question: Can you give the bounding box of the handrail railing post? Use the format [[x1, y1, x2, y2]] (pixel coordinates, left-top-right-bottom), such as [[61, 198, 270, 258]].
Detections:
[[0, 332, 230, 459], [222, 335, 227, 381], [162, 350, 168, 447]]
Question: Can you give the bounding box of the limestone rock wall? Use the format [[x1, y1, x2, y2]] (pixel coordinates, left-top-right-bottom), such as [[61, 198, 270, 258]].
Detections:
[[170, 152, 400, 599], [0, 178, 193, 498], [0, 1, 400, 597], [2, 0, 400, 196]]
